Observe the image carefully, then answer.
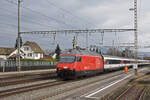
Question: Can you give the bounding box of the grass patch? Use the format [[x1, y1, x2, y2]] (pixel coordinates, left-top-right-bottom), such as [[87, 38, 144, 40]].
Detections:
[[21, 58, 57, 62]]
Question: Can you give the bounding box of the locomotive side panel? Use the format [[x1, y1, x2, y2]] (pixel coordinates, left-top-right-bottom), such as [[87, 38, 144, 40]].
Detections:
[[57, 54, 104, 79], [79, 56, 103, 71], [77, 56, 104, 76]]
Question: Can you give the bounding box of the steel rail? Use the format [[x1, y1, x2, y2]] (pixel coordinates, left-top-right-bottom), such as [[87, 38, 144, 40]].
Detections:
[[0, 80, 66, 98], [33, 71, 132, 100], [115, 85, 135, 100], [0, 73, 57, 87]]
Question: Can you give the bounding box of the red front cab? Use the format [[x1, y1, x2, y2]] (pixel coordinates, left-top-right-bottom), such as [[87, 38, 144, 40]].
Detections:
[[57, 54, 104, 79], [57, 54, 78, 71]]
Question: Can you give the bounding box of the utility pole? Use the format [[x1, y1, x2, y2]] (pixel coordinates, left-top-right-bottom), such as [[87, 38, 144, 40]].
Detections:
[[134, 0, 138, 76], [101, 32, 104, 53], [72, 36, 76, 49], [17, 0, 21, 72], [86, 33, 88, 49], [75, 33, 78, 48], [112, 40, 115, 56], [101, 32, 104, 45], [130, 0, 138, 75]]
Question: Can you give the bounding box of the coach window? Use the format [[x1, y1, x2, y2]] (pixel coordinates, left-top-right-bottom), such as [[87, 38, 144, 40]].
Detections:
[[76, 57, 81, 62], [108, 60, 121, 64], [124, 61, 130, 64], [107, 60, 113, 64], [106, 60, 111, 64]]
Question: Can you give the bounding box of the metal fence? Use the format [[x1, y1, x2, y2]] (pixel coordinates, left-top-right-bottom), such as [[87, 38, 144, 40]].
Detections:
[[0, 60, 57, 72]]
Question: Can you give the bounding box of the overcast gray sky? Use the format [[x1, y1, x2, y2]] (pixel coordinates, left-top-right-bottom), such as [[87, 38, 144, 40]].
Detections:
[[0, 0, 149, 52]]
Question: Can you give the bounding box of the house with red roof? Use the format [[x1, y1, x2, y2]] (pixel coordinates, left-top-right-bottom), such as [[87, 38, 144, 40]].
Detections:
[[21, 41, 44, 59], [0, 47, 15, 60], [0, 41, 44, 60]]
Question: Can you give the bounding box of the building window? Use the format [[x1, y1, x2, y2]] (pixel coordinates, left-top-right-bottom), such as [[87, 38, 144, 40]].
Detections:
[[40, 53, 43, 58], [27, 53, 32, 57], [35, 53, 38, 57], [24, 47, 29, 51]]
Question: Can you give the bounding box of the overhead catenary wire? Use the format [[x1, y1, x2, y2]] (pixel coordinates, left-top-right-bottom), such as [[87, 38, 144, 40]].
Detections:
[[46, 0, 97, 28], [0, 30, 17, 36], [137, 0, 144, 45], [138, 0, 142, 25], [0, 8, 58, 29], [5, 0, 76, 28], [2, 0, 143, 50], [0, 2, 59, 30], [21, 29, 135, 34], [0, 22, 30, 31], [2, 0, 56, 29]]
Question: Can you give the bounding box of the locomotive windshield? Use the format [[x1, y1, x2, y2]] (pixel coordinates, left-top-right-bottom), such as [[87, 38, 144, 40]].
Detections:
[[59, 56, 76, 63]]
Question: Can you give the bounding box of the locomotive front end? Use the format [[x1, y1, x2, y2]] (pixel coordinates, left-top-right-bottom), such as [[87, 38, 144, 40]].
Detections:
[[57, 55, 80, 79]]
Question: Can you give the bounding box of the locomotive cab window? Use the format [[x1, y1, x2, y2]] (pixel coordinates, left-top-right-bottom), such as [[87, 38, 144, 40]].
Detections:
[[59, 56, 75, 63]]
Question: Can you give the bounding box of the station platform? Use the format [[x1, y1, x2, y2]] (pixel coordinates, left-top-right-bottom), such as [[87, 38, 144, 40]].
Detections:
[[0, 69, 56, 77]]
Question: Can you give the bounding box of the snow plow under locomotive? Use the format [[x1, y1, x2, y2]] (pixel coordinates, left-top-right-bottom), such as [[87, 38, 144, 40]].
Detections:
[[56, 49, 149, 79]]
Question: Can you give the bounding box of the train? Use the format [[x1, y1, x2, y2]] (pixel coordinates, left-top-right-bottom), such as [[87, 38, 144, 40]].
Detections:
[[56, 49, 149, 79]]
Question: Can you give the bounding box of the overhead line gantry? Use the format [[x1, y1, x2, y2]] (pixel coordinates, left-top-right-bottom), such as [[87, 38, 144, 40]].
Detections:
[[20, 29, 135, 34], [91, 45, 150, 48]]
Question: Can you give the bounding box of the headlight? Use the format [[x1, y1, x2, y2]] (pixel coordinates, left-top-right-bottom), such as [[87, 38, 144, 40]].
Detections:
[[64, 66, 68, 69]]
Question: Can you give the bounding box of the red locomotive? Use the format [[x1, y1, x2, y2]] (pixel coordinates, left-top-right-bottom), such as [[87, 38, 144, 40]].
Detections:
[[57, 50, 104, 79]]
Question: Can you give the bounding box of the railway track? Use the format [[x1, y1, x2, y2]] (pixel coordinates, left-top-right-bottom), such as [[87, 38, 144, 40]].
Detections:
[[139, 87, 147, 100], [0, 70, 125, 99], [115, 85, 146, 100], [0, 80, 66, 98], [0, 69, 144, 99], [33, 71, 130, 100], [0, 73, 57, 87], [0, 75, 25, 81], [114, 72, 150, 100]]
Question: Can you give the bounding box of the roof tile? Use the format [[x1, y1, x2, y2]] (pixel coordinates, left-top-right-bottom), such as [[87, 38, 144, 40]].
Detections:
[[0, 47, 15, 55], [24, 41, 43, 53]]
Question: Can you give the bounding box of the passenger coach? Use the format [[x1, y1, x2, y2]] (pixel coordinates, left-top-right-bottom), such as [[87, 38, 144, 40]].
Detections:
[[56, 49, 149, 79]]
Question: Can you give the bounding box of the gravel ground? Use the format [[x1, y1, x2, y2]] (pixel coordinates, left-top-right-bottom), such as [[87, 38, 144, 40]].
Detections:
[[143, 87, 150, 100], [1, 68, 149, 100], [1, 70, 125, 100], [47, 74, 127, 100], [100, 70, 150, 100], [0, 79, 57, 91]]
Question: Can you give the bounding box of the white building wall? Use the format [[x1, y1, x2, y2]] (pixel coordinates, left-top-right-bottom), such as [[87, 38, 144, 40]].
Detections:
[[8, 49, 25, 59], [33, 53, 44, 59], [0, 55, 7, 60], [40, 53, 43, 58], [21, 46, 43, 59], [33, 53, 40, 59], [21, 46, 34, 59], [1, 46, 43, 60]]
